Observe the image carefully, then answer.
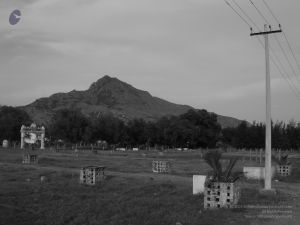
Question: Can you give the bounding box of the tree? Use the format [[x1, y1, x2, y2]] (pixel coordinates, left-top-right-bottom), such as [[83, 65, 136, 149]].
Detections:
[[0, 106, 32, 141], [86, 114, 127, 144], [153, 110, 221, 148], [126, 119, 149, 146], [49, 109, 89, 143], [221, 120, 300, 150], [180, 109, 221, 148]]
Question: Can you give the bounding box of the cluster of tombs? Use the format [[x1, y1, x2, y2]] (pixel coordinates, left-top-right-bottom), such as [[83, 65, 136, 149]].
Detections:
[[20, 151, 292, 209], [6, 124, 293, 209]]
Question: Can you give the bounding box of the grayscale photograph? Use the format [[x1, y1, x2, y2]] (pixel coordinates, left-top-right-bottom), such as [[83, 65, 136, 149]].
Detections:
[[0, 0, 299, 225]]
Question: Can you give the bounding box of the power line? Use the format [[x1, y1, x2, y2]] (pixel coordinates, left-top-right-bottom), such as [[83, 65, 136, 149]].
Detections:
[[248, 0, 300, 94], [261, 0, 300, 75], [256, 34, 300, 100], [223, 0, 252, 28], [248, 0, 270, 25], [272, 59, 300, 100], [269, 46, 300, 99], [270, 58, 300, 100], [282, 30, 300, 72], [273, 35, 300, 85], [223, 0, 300, 101], [231, 0, 261, 31], [268, 37, 300, 99], [269, 43, 298, 92], [261, 0, 281, 24]]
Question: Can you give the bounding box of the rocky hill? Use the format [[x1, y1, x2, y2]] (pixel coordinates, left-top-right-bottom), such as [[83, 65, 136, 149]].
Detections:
[[22, 75, 244, 128]]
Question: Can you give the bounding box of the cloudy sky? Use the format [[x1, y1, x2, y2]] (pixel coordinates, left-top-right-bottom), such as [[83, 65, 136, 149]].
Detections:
[[1, 0, 300, 123]]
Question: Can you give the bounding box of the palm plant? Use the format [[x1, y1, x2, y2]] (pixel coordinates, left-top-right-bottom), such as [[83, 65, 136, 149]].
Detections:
[[272, 154, 291, 165], [204, 151, 241, 184]]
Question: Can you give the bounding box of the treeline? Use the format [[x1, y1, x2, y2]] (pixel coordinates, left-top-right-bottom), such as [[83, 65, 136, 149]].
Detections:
[[0, 106, 221, 148], [222, 121, 300, 150], [48, 108, 221, 148], [0, 106, 299, 150]]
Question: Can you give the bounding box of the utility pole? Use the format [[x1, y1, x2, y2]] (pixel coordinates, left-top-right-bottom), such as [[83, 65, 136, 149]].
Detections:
[[250, 25, 282, 190]]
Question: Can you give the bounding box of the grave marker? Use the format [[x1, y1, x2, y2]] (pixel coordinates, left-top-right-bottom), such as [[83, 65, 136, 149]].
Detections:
[[152, 161, 170, 173], [2, 140, 8, 148], [80, 166, 106, 185], [22, 154, 38, 164]]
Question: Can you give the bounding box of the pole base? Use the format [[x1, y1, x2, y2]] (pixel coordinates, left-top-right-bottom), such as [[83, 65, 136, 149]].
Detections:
[[259, 188, 277, 196]]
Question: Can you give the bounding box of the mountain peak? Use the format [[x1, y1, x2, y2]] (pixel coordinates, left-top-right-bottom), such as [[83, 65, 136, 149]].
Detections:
[[89, 75, 119, 89], [99, 75, 116, 82], [87, 75, 152, 107], [22, 76, 243, 127]]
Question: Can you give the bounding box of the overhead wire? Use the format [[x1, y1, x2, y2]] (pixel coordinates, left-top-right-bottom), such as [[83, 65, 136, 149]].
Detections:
[[223, 0, 252, 28], [248, 0, 270, 25], [262, 0, 281, 24], [223, 0, 300, 101], [273, 35, 300, 85], [268, 45, 300, 99], [282, 32, 300, 72], [231, 0, 260, 31], [256, 35, 300, 99], [261, 0, 300, 73], [247, 0, 300, 96]]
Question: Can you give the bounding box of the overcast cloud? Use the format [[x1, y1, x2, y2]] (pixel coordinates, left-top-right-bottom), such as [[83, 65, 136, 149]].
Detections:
[[0, 0, 300, 122]]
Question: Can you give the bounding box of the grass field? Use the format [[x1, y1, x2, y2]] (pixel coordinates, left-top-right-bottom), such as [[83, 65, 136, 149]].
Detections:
[[0, 148, 299, 225]]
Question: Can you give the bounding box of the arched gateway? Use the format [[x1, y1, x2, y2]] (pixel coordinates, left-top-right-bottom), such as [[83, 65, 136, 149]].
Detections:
[[20, 123, 45, 149]]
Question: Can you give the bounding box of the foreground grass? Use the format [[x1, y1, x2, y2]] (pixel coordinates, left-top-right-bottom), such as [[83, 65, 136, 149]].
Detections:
[[0, 149, 298, 225], [0, 164, 245, 225]]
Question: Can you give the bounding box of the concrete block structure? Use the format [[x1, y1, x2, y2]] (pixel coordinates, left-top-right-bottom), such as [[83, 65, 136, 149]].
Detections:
[[204, 182, 240, 209], [152, 160, 170, 173], [276, 165, 292, 177], [22, 154, 38, 164], [79, 166, 106, 185]]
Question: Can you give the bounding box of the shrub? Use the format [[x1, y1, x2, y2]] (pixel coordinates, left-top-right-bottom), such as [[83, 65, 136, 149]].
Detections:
[[272, 154, 291, 165], [204, 151, 241, 184]]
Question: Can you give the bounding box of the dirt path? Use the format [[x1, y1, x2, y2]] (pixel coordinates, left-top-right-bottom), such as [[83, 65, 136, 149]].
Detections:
[[0, 162, 192, 186], [2, 161, 300, 192]]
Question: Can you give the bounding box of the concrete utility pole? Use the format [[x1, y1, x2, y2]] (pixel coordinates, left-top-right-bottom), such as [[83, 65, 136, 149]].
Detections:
[[250, 25, 282, 190]]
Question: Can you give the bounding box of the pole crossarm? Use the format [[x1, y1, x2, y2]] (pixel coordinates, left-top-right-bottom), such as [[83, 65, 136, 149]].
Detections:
[[250, 29, 282, 36]]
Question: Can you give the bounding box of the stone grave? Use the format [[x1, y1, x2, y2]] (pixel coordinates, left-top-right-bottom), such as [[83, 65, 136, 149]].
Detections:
[[2, 140, 8, 148], [152, 160, 170, 173], [22, 154, 38, 164], [204, 182, 240, 209], [79, 166, 106, 185], [276, 165, 292, 177]]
